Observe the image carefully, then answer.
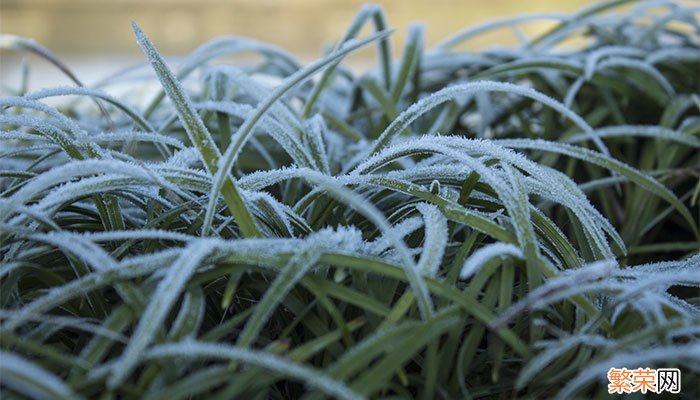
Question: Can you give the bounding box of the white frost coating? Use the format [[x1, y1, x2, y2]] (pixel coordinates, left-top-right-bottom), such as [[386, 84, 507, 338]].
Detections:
[[195, 99, 254, 118], [0, 351, 83, 400], [521, 168, 619, 258], [244, 190, 308, 238], [133, 22, 222, 175], [4, 159, 151, 214], [0, 129, 49, 141], [202, 30, 394, 234], [0, 114, 84, 157], [460, 242, 524, 279], [256, 115, 315, 168], [0, 95, 88, 139], [205, 65, 303, 131], [32, 175, 151, 213], [0, 249, 184, 332], [519, 333, 612, 388], [90, 131, 185, 149], [0, 147, 60, 171], [107, 239, 213, 387], [583, 46, 645, 80], [24, 85, 160, 136], [0, 276, 101, 332], [196, 99, 315, 168], [350, 136, 600, 257], [415, 203, 448, 277], [353, 135, 618, 257], [502, 163, 540, 260], [28, 232, 118, 271], [366, 80, 609, 158], [146, 340, 362, 400], [496, 137, 697, 239], [492, 259, 617, 328], [58, 229, 194, 243], [598, 57, 675, 96], [238, 166, 307, 191], [182, 36, 299, 77], [622, 253, 700, 275], [565, 125, 700, 147], [2, 230, 375, 333], [5, 161, 192, 224], [236, 240, 322, 347], [366, 216, 424, 255], [304, 114, 332, 174], [557, 344, 700, 399], [0, 311, 127, 343], [646, 47, 700, 64], [563, 76, 585, 108], [167, 147, 203, 168], [298, 169, 435, 318], [661, 294, 700, 318]]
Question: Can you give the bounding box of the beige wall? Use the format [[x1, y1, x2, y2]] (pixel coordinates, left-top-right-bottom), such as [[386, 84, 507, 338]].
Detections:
[[1, 0, 595, 90], [2, 0, 592, 58]]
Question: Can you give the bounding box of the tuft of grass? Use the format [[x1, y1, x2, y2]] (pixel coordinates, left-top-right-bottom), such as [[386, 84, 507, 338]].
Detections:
[[1, 0, 699, 398]]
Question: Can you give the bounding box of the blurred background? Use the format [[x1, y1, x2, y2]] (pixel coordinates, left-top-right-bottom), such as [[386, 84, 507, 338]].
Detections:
[[1, 0, 590, 90]]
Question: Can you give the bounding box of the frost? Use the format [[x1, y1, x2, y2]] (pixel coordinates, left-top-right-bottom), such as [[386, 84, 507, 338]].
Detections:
[[167, 147, 202, 168], [187, 35, 298, 73], [2, 159, 156, 218], [236, 240, 322, 347], [565, 125, 700, 147], [460, 242, 523, 279], [598, 57, 675, 97], [583, 46, 645, 80], [366, 80, 610, 157], [71, 229, 194, 243], [558, 344, 700, 399], [2, 3, 699, 397], [415, 203, 448, 276], [0, 95, 88, 139], [428, 179, 441, 195], [245, 190, 299, 238], [0, 310, 126, 343], [108, 239, 213, 387], [205, 66, 303, 132], [91, 130, 185, 149], [366, 216, 423, 255], [238, 166, 306, 191], [303, 114, 332, 174], [0, 351, 82, 400], [28, 231, 118, 271], [492, 259, 617, 327], [497, 138, 697, 238], [146, 341, 361, 400], [647, 47, 700, 64]]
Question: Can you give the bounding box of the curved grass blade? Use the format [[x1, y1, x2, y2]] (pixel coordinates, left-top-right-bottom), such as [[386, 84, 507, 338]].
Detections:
[[202, 29, 395, 235], [132, 22, 260, 238]]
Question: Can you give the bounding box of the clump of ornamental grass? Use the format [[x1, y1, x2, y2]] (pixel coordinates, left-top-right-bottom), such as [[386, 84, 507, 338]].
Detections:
[[1, 0, 698, 398]]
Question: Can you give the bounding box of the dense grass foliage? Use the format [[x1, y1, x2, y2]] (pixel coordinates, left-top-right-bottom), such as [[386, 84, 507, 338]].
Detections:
[[1, 0, 699, 398]]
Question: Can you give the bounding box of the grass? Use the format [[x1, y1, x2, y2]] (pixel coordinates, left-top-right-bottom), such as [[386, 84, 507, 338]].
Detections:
[[1, 0, 699, 398]]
